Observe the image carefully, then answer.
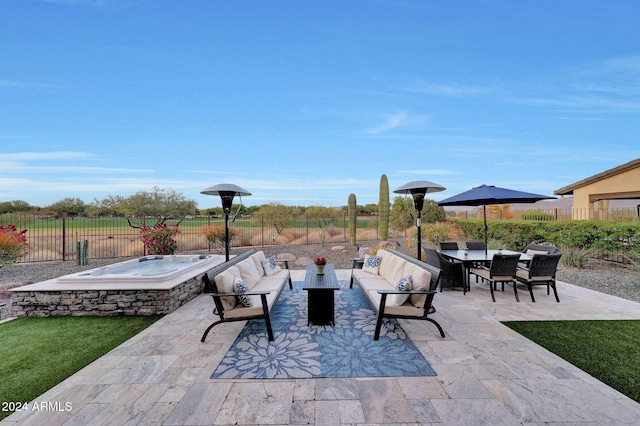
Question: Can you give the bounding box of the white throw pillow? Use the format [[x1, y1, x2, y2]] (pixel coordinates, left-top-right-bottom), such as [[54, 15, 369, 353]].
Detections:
[[261, 255, 282, 276], [362, 255, 381, 275], [233, 277, 252, 307], [387, 275, 412, 306]]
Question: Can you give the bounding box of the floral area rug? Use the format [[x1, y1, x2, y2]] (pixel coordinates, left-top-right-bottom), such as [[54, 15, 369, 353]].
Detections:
[[210, 280, 436, 379]]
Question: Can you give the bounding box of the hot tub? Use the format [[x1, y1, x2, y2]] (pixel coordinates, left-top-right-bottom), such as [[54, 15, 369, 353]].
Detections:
[[10, 253, 226, 317], [56, 254, 221, 285]]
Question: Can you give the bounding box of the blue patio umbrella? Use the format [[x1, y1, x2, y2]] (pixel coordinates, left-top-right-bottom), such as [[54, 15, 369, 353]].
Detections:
[[437, 185, 556, 253]]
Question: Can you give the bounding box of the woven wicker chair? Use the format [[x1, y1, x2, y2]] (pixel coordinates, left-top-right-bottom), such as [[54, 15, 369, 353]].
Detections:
[[516, 253, 562, 302], [464, 241, 486, 250], [470, 253, 521, 302], [439, 241, 459, 251], [424, 248, 466, 294]]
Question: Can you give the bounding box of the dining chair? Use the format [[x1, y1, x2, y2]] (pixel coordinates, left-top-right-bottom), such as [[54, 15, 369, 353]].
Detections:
[[424, 248, 466, 294], [469, 253, 521, 302], [439, 241, 459, 251], [465, 241, 486, 251], [516, 253, 562, 302]]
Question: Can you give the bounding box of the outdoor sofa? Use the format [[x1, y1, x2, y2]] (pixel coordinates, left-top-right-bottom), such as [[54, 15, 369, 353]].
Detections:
[[350, 248, 444, 340], [200, 249, 292, 342]]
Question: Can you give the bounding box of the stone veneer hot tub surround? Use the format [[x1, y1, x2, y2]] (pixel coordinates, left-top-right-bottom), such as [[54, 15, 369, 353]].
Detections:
[[10, 254, 225, 317]]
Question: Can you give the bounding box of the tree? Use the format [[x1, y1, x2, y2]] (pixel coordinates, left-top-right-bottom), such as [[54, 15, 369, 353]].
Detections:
[[119, 187, 197, 225], [305, 206, 340, 229], [390, 196, 414, 232], [422, 199, 446, 223], [46, 197, 88, 217], [255, 203, 300, 234], [0, 200, 33, 214], [86, 195, 125, 217], [390, 197, 445, 231]]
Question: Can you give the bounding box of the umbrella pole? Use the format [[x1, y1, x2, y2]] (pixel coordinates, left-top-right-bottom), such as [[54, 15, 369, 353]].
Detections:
[[483, 205, 488, 255]]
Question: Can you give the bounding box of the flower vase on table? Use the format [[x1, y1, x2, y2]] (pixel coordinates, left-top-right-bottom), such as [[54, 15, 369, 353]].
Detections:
[[314, 257, 327, 275]]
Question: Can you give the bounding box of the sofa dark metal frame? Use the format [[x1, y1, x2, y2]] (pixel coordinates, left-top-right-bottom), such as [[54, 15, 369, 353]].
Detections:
[[200, 249, 292, 342], [351, 249, 445, 340]]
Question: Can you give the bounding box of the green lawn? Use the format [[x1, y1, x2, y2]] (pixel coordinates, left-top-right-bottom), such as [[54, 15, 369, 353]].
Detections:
[[0, 315, 162, 420], [503, 320, 640, 403]]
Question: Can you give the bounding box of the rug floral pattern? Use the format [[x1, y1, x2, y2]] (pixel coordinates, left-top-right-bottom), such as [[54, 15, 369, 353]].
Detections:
[[211, 280, 436, 379]]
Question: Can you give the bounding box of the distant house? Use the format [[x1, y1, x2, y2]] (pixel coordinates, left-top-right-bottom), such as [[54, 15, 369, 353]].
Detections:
[[554, 158, 640, 220]]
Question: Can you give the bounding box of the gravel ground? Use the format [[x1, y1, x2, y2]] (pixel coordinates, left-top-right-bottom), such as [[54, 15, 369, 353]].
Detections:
[[2, 239, 639, 319]]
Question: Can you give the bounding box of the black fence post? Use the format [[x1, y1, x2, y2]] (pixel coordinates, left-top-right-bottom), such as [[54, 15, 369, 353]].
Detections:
[[61, 213, 67, 261]]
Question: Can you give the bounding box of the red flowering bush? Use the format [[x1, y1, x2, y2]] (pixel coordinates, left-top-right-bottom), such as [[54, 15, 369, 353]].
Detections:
[[0, 224, 28, 266], [140, 223, 180, 255], [314, 257, 327, 266]]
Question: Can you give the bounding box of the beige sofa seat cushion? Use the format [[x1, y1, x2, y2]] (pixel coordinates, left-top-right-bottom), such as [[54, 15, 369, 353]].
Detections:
[[214, 265, 240, 310], [224, 290, 280, 319], [366, 290, 424, 316], [253, 270, 289, 293], [352, 270, 389, 290]]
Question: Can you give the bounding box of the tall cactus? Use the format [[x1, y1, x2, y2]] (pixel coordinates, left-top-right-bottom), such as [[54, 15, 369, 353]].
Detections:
[[379, 174, 390, 241], [348, 193, 357, 246]]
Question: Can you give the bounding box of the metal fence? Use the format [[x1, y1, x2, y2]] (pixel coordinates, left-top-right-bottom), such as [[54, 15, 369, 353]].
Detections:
[[2, 208, 638, 263], [1, 214, 382, 263], [455, 207, 640, 222]]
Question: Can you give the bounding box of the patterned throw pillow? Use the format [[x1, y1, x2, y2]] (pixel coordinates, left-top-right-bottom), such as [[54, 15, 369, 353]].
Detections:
[[387, 275, 413, 306], [233, 277, 252, 307], [362, 255, 381, 275], [261, 255, 282, 276]]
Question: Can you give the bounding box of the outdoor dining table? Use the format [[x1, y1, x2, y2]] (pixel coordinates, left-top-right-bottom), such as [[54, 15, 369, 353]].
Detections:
[[439, 249, 532, 291]]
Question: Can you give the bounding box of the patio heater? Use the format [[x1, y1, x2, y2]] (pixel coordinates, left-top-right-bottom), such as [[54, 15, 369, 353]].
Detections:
[[201, 183, 251, 261], [393, 180, 446, 260]]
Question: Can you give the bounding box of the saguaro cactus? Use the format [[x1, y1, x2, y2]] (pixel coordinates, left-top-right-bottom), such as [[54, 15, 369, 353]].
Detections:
[[348, 193, 357, 246], [379, 174, 390, 241]]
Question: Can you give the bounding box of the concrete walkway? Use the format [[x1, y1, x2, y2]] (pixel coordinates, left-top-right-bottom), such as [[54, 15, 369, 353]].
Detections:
[[4, 269, 640, 425]]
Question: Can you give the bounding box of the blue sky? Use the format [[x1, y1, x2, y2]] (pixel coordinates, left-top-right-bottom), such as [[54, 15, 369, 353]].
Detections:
[[1, 0, 639, 210]]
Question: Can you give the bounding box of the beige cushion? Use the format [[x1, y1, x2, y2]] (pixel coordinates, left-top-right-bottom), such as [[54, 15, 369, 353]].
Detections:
[[526, 249, 548, 255], [251, 251, 267, 276], [238, 259, 262, 287], [377, 250, 405, 286], [224, 290, 280, 319], [516, 269, 553, 281], [214, 265, 240, 310], [403, 263, 432, 308], [367, 290, 424, 316]]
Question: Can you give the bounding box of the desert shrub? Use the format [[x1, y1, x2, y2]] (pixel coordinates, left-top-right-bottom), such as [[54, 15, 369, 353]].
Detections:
[[557, 243, 593, 268], [325, 226, 341, 239], [367, 240, 398, 256], [0, 224, 28, 266], [421, 221, 463, 247], [201, 225, 239, 247]]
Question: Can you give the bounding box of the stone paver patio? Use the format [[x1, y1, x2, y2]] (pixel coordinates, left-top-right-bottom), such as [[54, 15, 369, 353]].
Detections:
[[4, 269, 640, 425]]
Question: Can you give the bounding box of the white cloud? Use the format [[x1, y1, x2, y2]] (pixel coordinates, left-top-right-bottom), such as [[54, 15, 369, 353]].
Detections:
[[402, 80, 494, 97], [0, 151, 92, 161], [366, 112, 408, 134]]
